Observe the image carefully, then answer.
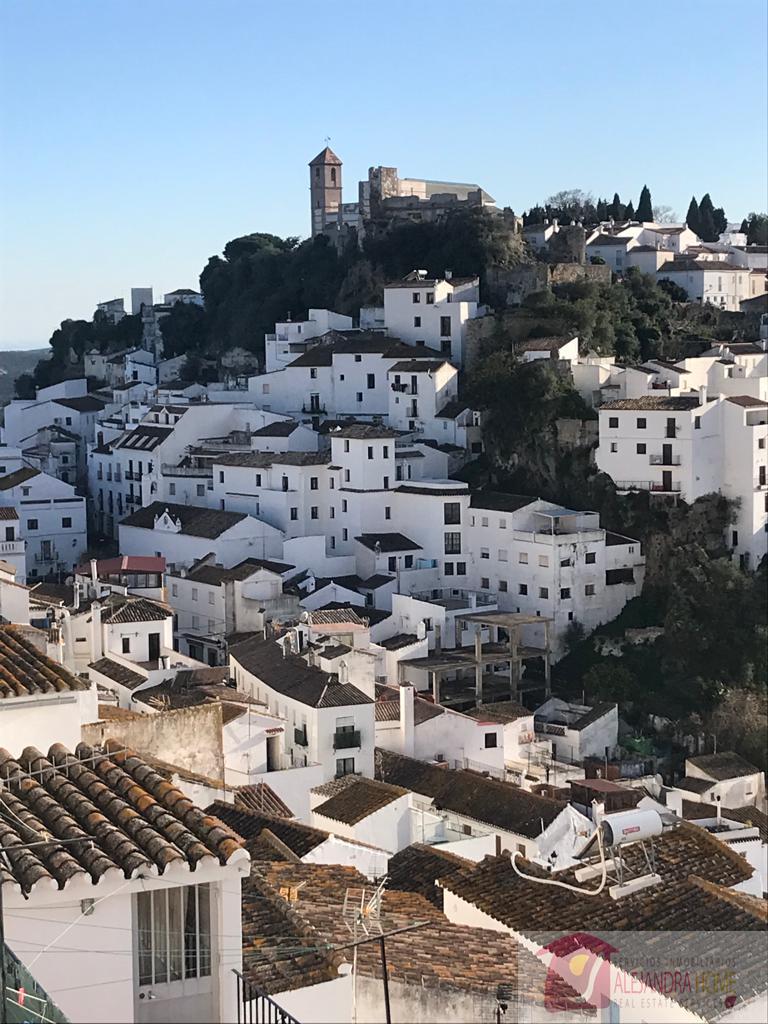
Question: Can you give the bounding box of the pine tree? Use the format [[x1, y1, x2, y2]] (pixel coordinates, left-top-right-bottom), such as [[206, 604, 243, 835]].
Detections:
[[698, 193, 717, 241], [624, 200, 635, 220], [636, 185, 653, 222], [685, 196, 700, 234]]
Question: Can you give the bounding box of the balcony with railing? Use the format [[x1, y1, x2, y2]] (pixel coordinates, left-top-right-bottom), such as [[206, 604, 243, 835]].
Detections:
[[0, 538, 24, 556], [649, 454, 681, 466], [234, 970, 299, 1024], [391, 382, 418, 394], [294, 726, 308, 747], [411, 587, 498, 610], [615, 480, 682, 493], [333, 729, 361, 750]]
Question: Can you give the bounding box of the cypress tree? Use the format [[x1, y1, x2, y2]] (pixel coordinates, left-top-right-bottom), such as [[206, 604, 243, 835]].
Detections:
[[624, 200, 635, 220], [636, 185, 653, 222], [713, 207, 727, 236], [739, 218, 749, 234], [596, 198, 609, 221], [685, 196, 700, 234], [698, 193, 717, 241], [608, 193, 624, 220]]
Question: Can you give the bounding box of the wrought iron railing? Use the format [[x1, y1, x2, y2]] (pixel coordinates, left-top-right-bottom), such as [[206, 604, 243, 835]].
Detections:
[[333, 729, 361, 750], [233, 969, 300, 1024]]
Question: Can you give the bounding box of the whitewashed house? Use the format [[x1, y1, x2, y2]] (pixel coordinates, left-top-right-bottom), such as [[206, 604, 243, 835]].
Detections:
[[382, 270, 483, 365]]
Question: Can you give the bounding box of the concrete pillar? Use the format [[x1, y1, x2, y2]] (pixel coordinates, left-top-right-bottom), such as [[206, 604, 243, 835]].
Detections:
[[474, 626, 483, 704], [543, 620, 551, 696], [430, 671, 440, 704], [510, 625, 519, 700]]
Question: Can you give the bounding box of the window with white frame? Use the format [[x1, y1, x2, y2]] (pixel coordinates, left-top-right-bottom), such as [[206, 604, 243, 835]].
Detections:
[[136, 884, 211, 986]]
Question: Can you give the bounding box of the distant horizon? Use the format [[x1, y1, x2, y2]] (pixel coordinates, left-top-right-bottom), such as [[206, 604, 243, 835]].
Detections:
[[1, 0, 766, 348]]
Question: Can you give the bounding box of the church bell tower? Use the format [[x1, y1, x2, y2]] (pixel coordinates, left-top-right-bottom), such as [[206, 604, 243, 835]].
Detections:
[[309, 146, 342, 237]]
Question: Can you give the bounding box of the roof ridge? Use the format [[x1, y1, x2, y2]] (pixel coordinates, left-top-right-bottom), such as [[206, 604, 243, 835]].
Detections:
[[687, 875, 768, 923]]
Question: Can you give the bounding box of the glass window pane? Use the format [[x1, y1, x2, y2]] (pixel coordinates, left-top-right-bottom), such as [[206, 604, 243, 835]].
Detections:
[[152, 890, 168, 984], [168, 886, 183, 982], [198, 884, 211, 978], [137, 892, 153, 986], [184, 886, 198, 979]]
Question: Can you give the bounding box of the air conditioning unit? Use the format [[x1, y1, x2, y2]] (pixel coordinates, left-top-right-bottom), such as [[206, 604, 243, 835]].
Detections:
[[434, 752, 445, 763]]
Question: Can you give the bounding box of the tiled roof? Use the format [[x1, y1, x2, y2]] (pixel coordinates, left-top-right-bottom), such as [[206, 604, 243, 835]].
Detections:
[[434, 398, 469, 419], [307, 607, 368, 626], [376, 633, 420, 651], [78, 555, 166, 576], [53, 395, 106, 412], [674, 776, 715, 795], [101, 596, 172, 624], [310, 774, 359, 799], [395, 484, 468, 497], [0, 740, 246, 893], [313, 777, 408, 825], [465, 701, 532, 724], [214, 451, 329, 468], [374, 698, 444, 726], [470, 491, 535, 512], [250, 420, 299, 436], [659, 259, 742, 274], [386, 842, 472, 909], [388, 359, 449, 373], [179, 557, 293, 586], [0, 507, 19, 520], [229, 637, 372, 709], [120, 501, 247, 538], [687, 751, 760, 780], [726, 395, 768, 408], [333, 424, 401, 439], [242, 862, 576, 1004], [234, 783, 294, 818], [439, 823, 756, 934], [207, 802, 327, 857], [0, 626, 89, 700], [518, 336, 576, 352], [588, 234, 633, 246], [375, 749, 564, 838], [600, 396, 701, 411], [572, 701, 616, 730], [88, 656, 147, 691], [355, 532, 422, 552], [0, 467, 40, 490], [681, 800, 768, 842], [115, 424, 173, 451]]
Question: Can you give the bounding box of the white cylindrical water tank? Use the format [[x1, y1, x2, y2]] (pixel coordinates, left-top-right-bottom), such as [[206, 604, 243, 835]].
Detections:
[[601, 809, 664, 848]]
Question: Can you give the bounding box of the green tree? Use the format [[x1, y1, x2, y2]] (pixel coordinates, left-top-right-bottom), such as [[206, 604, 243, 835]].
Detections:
[[608, 193, 624, 220], [712, 206, 727, 237], [744, 212, 768, 245], [636, 185, 653, 222], [697, 193, 718, 241], [624, 200, 635, 220], [685, 196, 700, 234]]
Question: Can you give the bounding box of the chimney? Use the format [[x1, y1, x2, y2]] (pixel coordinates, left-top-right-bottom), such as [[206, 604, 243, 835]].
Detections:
[[91, 601, 103, 662], [699, 385, 708, 406], [444, 269, 453, 281], [399, 684, 415, 757], [90, 557, 98, 594]]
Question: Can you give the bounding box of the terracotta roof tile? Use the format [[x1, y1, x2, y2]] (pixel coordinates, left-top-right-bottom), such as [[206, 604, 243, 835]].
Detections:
[[0, 739, 246, 893], [0, 626, 89, 699], [313, 777, 408, 825]]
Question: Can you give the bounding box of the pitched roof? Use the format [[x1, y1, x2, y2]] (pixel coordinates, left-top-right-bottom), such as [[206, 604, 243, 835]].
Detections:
[[307, 607, 369, 626], [385, 842, 472, 908], [115, 424, 174, 451], [600, 396, 702, 411], [465, 701, 532, 724], [88, 656, 147, 691], [53, 395, 106, 412], [250, 420, 300, 437], [0, 626, 89, 700], [0, 740, 245, 893], [242, 861, 572, 1004], [687, 751, 760, 780], [208, 802, 328, 857], [180, 557, 292, 586], [214, 451, 329, 468], [376, 633, 420, 651], [78, 555, 166, 576], [333, 424, 401, 439], [388, 359, 449, 373], [355, 532, 422, 552], [313, 777, 408, 825], [726, 395, 767, 408], [375, 748, 564, 838], [434, 398, 470, 419], [120, 501, 247, 538], [234, 783, 294, 818], [101, 596, 172, 624], [0, 467, 40, 490], [229, 637, 372, 709], [470, 491, 535, 513], [0, 507, 19, 520], [681, 800, 768, 842], [588, 234, 633, 246], [659, 259, 742, 273], [518, 336, 576, 352], [309, 146, 341, 166], [674, 775, 715, 795]]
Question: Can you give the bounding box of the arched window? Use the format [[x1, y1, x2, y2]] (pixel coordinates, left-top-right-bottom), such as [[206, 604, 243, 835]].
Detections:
[[330, 168, 337, 185]]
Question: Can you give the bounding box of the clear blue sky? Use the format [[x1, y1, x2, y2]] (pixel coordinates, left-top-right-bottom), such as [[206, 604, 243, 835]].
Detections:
[[1, 0, 766, 349]]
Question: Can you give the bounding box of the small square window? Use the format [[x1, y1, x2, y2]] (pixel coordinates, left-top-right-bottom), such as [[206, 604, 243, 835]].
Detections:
[[310, 368, 318, 379], [290, 508, 298, 521], [481, 577, 490, 590], [560, 587, 571, 599], [354, 354, 362, 363], [610, 442, 618, 453], [310, 507, 319, 520], [484, 733, 498, 749], [519, 552, 528, 564], [519, 583, 528, 595], [61, 517, 72, 528], [456, 562, 466, 575], [27, 518, 38, 530], [356, 392, 363, 403], [480, 547, 490, 559], [122, 637, 130, 654], [310, 477, 318, 490], [585, 584, 595, 596], [499, 580, 508, 592], [444, 562, 454, 575], [636, 443, 646, 454], [413, 316, 421, 327], [539, 587, 549, 599], [585, 552, 596, 564], [538, 555, 549, 567], [608, 417, 619, 428], [412, 292, 421, 304], [636, 417, 647, 429]]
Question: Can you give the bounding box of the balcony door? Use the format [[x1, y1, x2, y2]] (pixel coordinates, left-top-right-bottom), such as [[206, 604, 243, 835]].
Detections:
[[662, 470, 673, 492], [662, 443, 672, 465]]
